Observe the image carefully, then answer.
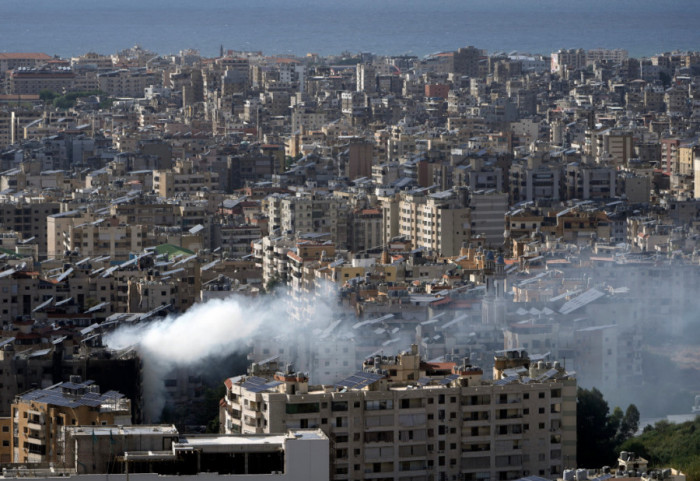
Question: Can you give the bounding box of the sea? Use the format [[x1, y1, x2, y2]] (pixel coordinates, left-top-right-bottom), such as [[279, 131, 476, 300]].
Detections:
[[1, 0, 698, 59]]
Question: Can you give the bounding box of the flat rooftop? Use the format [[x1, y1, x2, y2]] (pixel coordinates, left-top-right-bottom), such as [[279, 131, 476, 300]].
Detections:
[[68, 425, 177, 436], [178, 434, 287, 447]]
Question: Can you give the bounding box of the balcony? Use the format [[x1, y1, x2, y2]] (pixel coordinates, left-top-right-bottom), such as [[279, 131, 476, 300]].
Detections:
[[27, 421, 44, 431], [26, 434, 45, 445]]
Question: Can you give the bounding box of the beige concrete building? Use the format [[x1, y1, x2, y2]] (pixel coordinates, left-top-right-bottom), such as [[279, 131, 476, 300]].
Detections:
[[70, 52, 114, 70], [381, 188, 471, 256], [7, 68, 75, 95], [264, 192, 349, 248], [0, 53, 52, 76], [221, 347, 576, 481], [153, 160, 219, 198], [586, 128, 634, 166], [97, 69, 159, 97], [678, 141, 698, 177], [0, 200, 60, 259], [550, 49, 586, 74], [0, 416, 11, 463], [0, 109, 42, 147], [63, 220, 147, 261], [11, 377, 131, 463]]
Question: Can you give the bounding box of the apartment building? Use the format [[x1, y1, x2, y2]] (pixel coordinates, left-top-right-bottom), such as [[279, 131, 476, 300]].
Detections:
[[574, 324, 643, 395], [550, 49, 586, 74], [564, 163, 616, 200], [264, 192, 350, 248], [453, 46, 483, 77], [0, 201, 60, 259], [61, 221, 147, 261], [11, 377, 131, 463], [509, 160, 562, 204], [469, 192, 509, 247], [7, 67, 75, 95], [660, 138, 681, 174], [97, 69, 160, 97], [382, 188, 470, 256], [220, 347, 576, 481], [70, 52, 114, 70], [0, 53, 52, 76], [348, 208, 383, 254], [0, 109, 42, 147], [585, 128, 634, 166], [153, 160, 219, 198], [586, 49, 628, 65]]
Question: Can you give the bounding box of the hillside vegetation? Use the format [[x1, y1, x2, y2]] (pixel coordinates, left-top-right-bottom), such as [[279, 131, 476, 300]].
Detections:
[[620, 417, 700, 481]]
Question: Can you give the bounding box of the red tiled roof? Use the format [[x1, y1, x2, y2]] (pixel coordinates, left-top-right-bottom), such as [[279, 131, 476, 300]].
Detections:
[[271, 57, 301, 64], [0, 53, 52, 60], [0, 94, 40, 101], [425, 362, 456, 370], [430, 297, 452, 306], [287, 251, 303, 263]]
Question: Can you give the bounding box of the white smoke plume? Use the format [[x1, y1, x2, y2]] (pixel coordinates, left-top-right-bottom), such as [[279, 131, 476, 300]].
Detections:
[[104, 287, 339, 421]]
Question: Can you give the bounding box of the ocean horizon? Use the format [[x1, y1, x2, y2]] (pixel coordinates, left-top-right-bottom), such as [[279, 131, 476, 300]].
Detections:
[[1, 0, 698, 59]]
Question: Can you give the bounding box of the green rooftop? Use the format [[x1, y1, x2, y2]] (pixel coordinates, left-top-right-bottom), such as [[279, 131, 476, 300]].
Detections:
[[154, 244, 195, 259]]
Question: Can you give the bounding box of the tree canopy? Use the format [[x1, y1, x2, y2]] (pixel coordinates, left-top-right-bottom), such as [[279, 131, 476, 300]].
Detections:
[[620, 417, 700, 481], [577, 387, 641, 467]]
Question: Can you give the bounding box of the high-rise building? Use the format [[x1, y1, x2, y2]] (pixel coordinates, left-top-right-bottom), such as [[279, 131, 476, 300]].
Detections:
[[356, 64, 376, 93]]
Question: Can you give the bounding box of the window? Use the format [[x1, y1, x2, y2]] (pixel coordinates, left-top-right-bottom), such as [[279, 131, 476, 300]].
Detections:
[[332, 401, 348, 411], [285, 403, 320, 414], [365, 400, 393, 411]]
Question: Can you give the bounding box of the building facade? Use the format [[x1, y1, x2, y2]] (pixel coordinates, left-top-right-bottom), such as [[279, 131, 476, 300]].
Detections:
[[11, 377, 131, 463], [220, 347, 577, 481]]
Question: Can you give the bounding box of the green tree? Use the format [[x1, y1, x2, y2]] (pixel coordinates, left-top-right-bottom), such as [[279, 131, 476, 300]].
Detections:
[[53, 96, 74, 109], [578, 388, 646, 467], [577, 387, 618, 466], [619, 416, 700, 481], [619, 404, 640, 440], [610, 405, 624, 440], [39, 89, 58, 102]]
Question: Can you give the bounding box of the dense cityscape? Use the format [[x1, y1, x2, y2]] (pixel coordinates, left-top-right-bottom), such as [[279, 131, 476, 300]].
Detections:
[[0, 44, 698, 480]]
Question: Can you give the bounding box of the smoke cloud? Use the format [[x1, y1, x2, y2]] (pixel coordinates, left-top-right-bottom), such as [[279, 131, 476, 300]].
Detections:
[[104, 287, 339, 421]]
